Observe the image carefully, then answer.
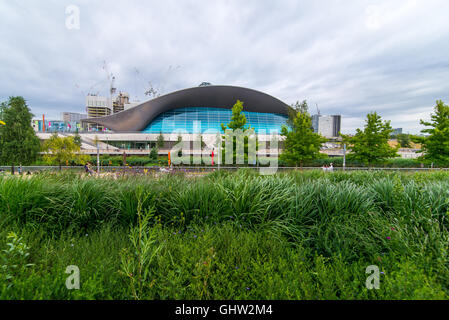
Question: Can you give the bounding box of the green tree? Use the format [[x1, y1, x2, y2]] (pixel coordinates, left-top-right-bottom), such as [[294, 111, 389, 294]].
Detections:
[[221, 100, 248, 132], [221, 100, 256, 165], [396, 133, 411, 148], [341, 112, 398, 166], [280, 107, 326, 168], [286, 100, 309, 128], [42, 133, 89, 170], [149, 146, 158, 162], [73, 128, 82, 147], [419, 100, 449, 166], [0, 101, 7, 121], [156, 132, 164, 149], [197, 134, 206, 149], [0, 97, 41, 173]]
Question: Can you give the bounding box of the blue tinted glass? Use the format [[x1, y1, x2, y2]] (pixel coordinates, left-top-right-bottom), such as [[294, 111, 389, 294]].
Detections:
[[141, 107, 288, 134]]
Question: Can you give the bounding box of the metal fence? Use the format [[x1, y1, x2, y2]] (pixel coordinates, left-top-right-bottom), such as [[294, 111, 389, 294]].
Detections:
[[1, 166, 449, 174]]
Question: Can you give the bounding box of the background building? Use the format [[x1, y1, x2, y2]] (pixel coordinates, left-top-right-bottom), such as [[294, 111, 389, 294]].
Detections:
[[83, 85, 290, 134], [35, 86, 350, 157], [61, 112, 87, 122], [86, 94, 112, 131], [85, 93, 140, 131], [113, 92, 130, 113], [32, 119, 82, 132], [311, 114, 341, 138], [392, 128, 403, 136]]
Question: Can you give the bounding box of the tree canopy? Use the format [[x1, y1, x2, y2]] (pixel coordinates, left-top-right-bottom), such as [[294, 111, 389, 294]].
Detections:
[[0, 96, 41, 170], [0, 101, 7, 121], [419, 100, 449, 166], [396, 133, 411, 148], [221, 100, 256, 165], [341, 112, 398, 166], [73, 129, 82, 148], [157, 132, 165, 149], [221, 100, 248, 132], [149, 146, 158, 161], [42, 133, 89, 169], [286, 100, 309, 128], [280, 105, 326, 167]]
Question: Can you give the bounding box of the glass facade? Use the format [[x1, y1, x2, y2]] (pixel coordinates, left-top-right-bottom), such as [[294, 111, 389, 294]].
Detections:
[[141, 107, 288, 134]]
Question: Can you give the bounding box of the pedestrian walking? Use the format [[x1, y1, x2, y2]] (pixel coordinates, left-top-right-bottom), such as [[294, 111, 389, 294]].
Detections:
[[84, 162, 94, 175]]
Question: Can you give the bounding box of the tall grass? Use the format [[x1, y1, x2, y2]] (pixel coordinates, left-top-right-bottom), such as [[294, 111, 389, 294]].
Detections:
[[1, 170, 449, 299]]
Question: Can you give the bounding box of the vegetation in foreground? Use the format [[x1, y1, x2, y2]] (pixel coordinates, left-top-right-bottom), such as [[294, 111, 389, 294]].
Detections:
[[1, 170, 449, 299]]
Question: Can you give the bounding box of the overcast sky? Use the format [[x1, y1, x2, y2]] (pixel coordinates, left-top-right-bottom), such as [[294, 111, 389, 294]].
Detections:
[[1, 0, 449, 133]]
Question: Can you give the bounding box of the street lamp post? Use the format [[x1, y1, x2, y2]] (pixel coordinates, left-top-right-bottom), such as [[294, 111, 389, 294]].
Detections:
[[96, 141, 100, 174]]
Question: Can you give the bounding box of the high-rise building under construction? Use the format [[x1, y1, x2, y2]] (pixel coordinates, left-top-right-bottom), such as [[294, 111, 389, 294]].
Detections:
[[86, 94, 112, 130], [311, 114, 341, 138]]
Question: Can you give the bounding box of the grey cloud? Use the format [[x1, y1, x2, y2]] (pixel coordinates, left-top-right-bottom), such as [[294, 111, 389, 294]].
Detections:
[[1, 0, 449, 133]]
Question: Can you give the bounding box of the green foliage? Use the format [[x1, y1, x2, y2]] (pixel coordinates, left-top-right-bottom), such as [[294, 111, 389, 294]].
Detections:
[[197, 134, 206, 149], [149, 147, 158, 161], [0, 101, 7, 121], [342, 112, 399, 166], [293, 157, 421, 168], [42, 133, 89, 168], [419, 100, 449, 166], [0, 232, 34, 287], [1, 171, 449, 299], [157, 132, 164, 149], [221, 100, 247, 132], [120, 189, 164, 299], [220, 100, 257, 165], [0, 97, 41, 167], [280, 107, 326, 167], [396, 134, 411, 148], [96, 155, 167, 167], [286, 100, 309, 128], [73, 129, 82, 148]]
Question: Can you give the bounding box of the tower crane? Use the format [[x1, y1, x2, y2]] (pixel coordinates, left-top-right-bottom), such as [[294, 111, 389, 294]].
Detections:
[[134, 67, 160, 99], [103, 60, 116, 109]]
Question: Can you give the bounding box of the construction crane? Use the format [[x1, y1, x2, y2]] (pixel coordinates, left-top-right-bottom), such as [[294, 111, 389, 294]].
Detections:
[[103, 60, 116, 109], [74, 80, 104, 97], [134, 67, 161, 99], [74, 83, 85, 96], [87, 79, 106, 96], [144, 82, 160, 98], [159, 65, 180, 94], [134, 65, 181, 100]]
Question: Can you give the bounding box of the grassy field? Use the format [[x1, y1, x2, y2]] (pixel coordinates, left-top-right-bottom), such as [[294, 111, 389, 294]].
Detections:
[[0, 170, 448, 299]]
